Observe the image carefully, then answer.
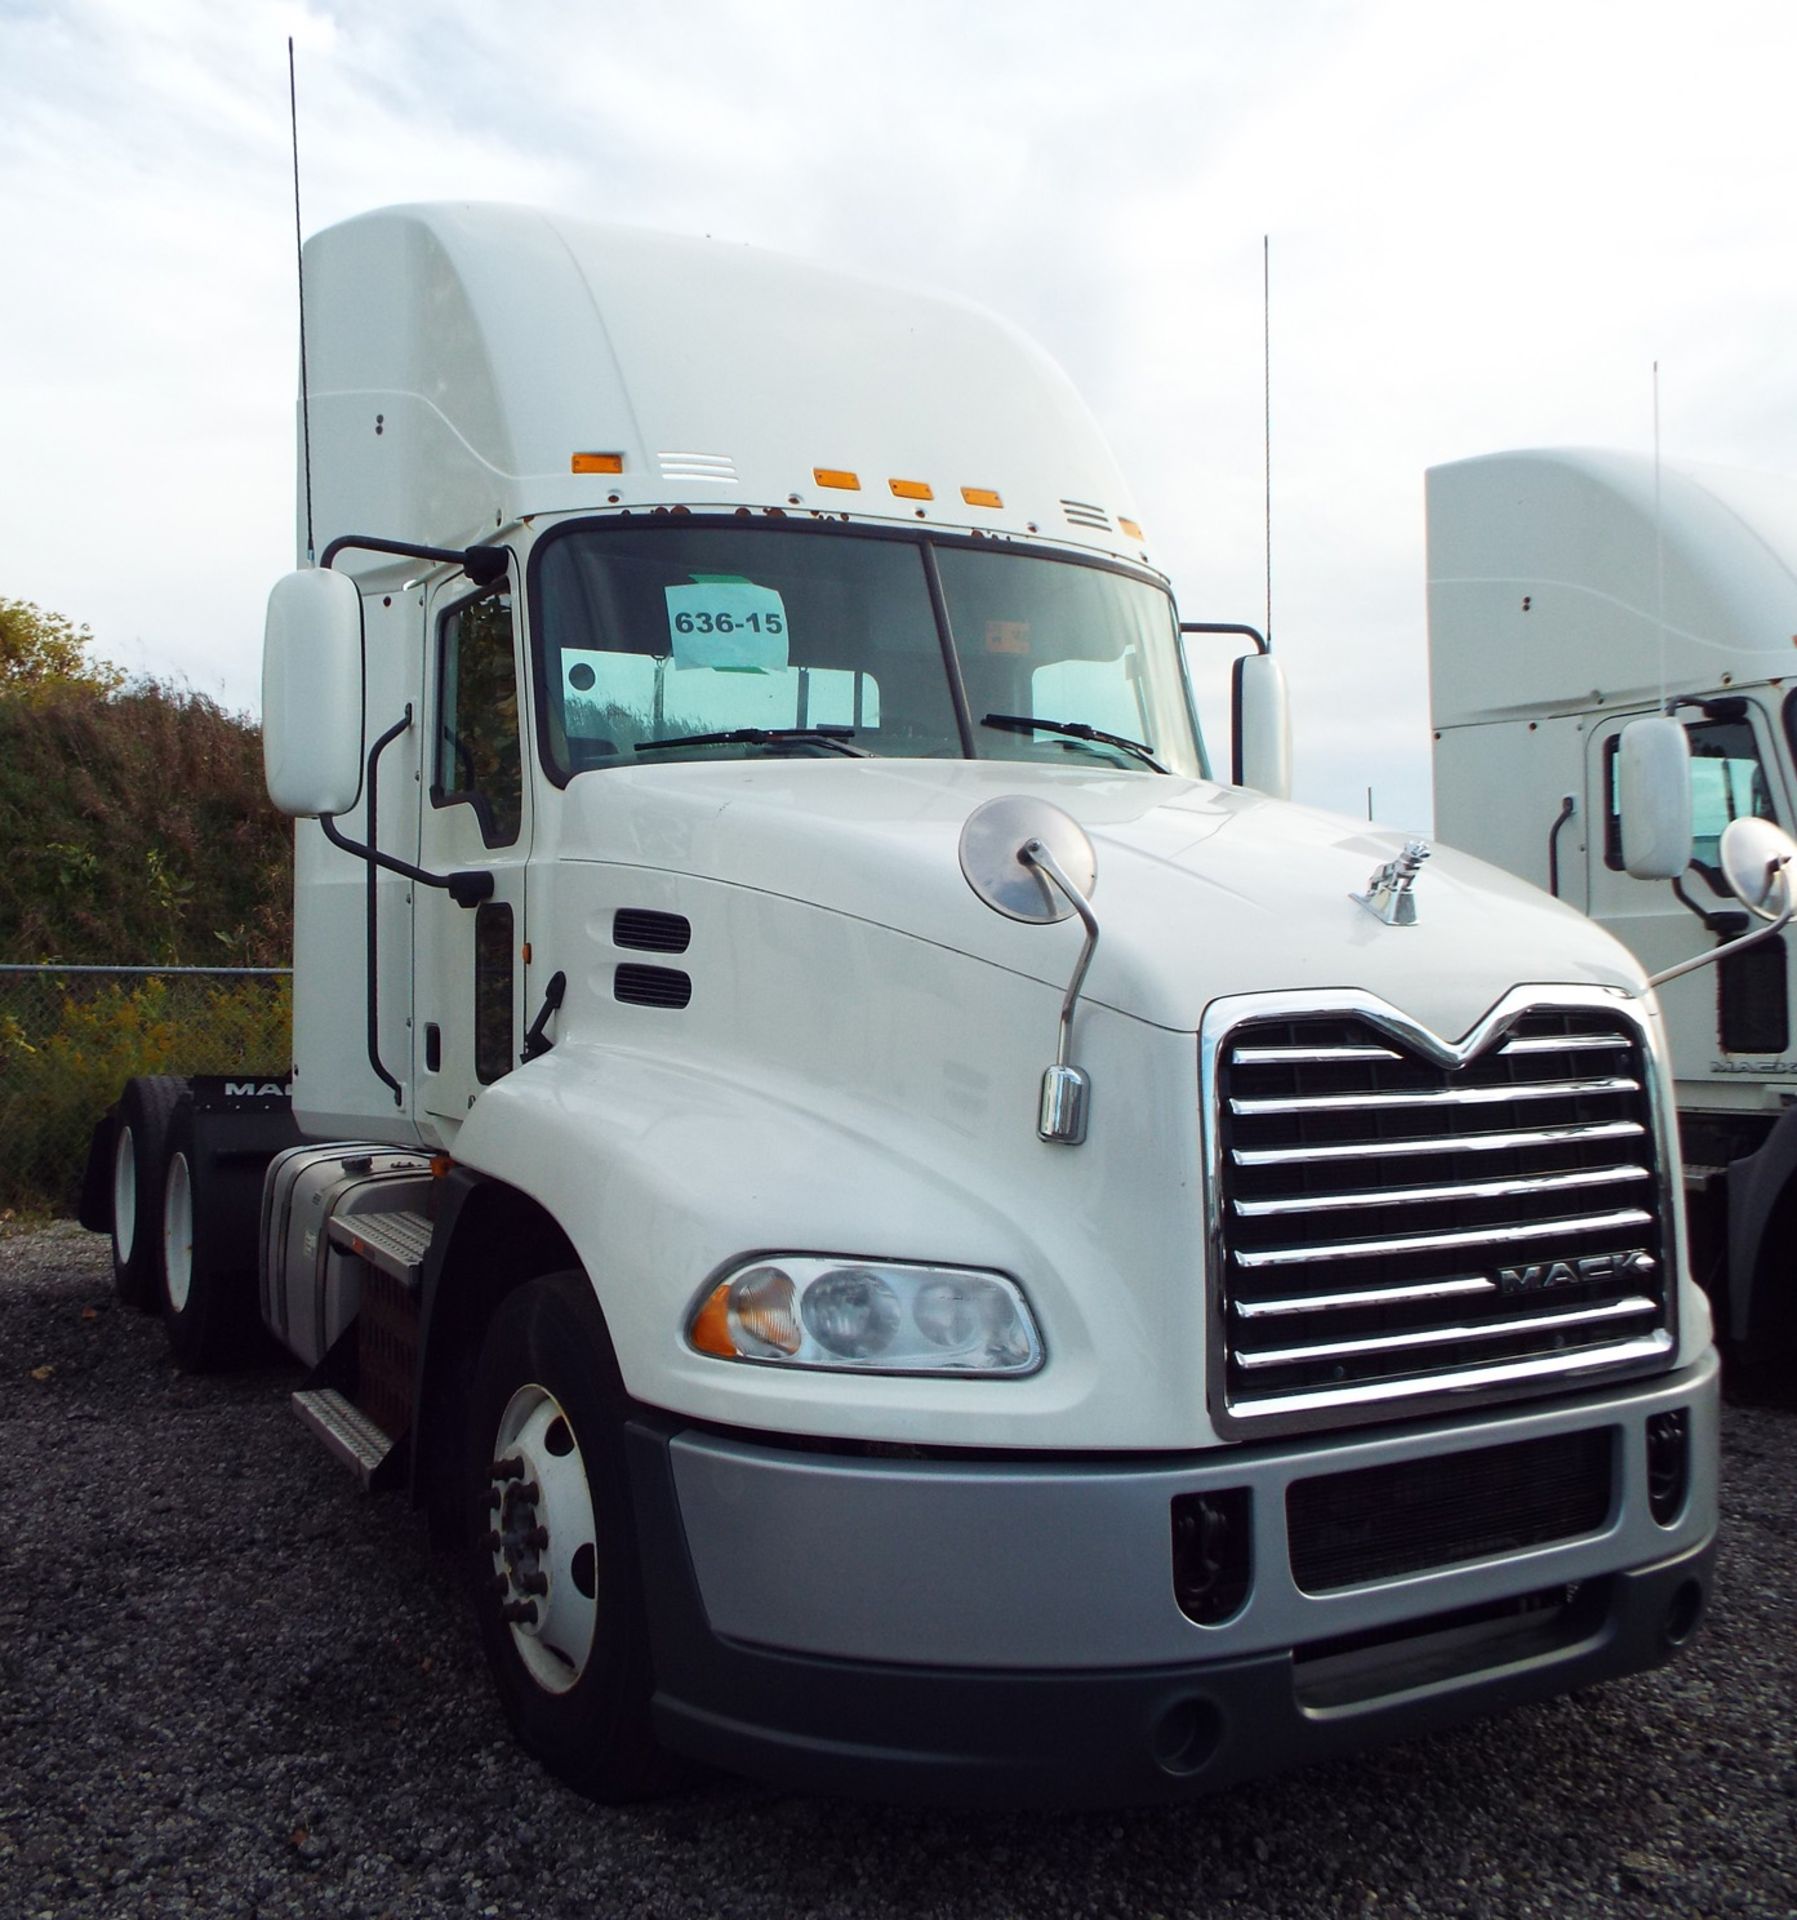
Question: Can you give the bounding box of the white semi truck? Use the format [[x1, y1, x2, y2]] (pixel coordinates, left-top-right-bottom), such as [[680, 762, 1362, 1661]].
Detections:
[[1430, 448, 1797, 1364], [86, 208, 1720, 1807]]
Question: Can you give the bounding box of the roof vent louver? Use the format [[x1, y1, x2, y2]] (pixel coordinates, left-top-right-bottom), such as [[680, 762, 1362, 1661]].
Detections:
[[613, 909, 692, 954], [615, 964, 693, 1010], [659, 451, 739, 485], [1060, 498, 1112, 532]]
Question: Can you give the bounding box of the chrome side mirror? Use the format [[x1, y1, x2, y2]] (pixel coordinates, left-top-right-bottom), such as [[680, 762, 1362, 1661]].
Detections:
[[263, 569, 366, 817], [1232, 652, 1292, 801], [1647, 815, 1797, 990], [1720, 815, 1797, 919], [959, 796, 1099, 1145], [1617, 716, 1692, 880]]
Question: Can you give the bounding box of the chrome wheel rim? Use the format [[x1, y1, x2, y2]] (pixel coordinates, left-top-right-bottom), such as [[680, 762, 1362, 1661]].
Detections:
[[163, 1152, 194, 1314], [488, 1384, 598, 1693], [112, 1125, 137, 1264]]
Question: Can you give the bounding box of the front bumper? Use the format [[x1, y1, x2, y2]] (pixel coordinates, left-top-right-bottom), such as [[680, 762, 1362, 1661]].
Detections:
[[625, 1350, 1719, 1807]]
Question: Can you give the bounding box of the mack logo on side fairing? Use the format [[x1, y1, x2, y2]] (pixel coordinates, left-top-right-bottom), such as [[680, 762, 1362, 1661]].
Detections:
[[1497, 1249, 1656, 1294]]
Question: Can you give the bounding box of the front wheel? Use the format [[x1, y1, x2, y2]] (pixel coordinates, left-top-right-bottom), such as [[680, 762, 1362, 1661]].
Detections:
[[467, 1272, 679, 1801]]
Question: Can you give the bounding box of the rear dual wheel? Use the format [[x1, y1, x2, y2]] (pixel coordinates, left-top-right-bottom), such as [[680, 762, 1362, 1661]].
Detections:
[[109, 1076, 187, 1312], [157, 1101, 259, 1371]]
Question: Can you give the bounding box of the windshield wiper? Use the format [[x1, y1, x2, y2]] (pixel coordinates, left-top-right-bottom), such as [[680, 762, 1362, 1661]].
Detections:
[[634, 726, 869, 758], [980, 713, 1166, 774]]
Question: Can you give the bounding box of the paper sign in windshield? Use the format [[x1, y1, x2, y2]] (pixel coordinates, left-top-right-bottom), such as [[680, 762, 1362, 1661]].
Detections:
[[665, 579, 789, 672]]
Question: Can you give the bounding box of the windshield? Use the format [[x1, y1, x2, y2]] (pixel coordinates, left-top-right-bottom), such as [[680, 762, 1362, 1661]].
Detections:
[[532, 523, 1207, 780]]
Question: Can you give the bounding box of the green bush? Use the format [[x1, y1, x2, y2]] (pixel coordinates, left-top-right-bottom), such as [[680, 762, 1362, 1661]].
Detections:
[[0, 974, 291, 1216], [0, 678, 291, 967]]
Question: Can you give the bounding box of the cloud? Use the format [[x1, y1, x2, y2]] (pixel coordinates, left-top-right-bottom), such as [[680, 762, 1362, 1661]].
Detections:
[[2, 0, 1793, 819]]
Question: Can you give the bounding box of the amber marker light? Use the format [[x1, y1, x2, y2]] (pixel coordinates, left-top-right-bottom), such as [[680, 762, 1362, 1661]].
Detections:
[[814, 467, 861, 491], [571, 452, 625, 474], [1118, 517, 1143, 540], [689, 1282, 736, 1358], [961, 486, 1003, 509], [889, 478, 933, 501]]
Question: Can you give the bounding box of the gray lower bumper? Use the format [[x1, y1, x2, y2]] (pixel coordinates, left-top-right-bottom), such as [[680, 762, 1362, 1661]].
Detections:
[[666, 1351, 1719, 1669]]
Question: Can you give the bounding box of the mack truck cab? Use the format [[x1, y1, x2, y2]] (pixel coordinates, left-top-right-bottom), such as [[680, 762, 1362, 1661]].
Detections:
[[1429, 448, 1797, 1365], [99, 207, 1718, 1807]]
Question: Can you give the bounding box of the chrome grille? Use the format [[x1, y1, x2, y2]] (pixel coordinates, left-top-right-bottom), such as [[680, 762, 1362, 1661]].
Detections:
[[1214, 1003, 1673, 1430]]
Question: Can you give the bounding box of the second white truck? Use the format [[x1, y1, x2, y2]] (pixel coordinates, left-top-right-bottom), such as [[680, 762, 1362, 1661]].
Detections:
[[88, 208, 1719, 1807], [1430, 447, 1797, 1363]]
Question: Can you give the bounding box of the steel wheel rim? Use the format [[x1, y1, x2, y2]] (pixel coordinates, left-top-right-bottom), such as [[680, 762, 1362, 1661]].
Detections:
[[113, 1125, 137, 1264], [163, 1152, 194, 1314], [489, 1384, 598, 1694]]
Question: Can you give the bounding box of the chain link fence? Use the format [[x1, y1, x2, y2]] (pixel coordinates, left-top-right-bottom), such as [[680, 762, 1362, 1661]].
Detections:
[[0, 965, 291, 1217]]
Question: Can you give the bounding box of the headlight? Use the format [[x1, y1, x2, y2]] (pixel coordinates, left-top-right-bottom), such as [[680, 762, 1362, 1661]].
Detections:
[[687, 1257, 1044, 1376]]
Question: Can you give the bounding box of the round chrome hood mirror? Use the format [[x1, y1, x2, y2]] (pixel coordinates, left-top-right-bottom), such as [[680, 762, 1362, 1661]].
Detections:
[[958, 796, 1097, 924], [1720, 815, 1797, 919]]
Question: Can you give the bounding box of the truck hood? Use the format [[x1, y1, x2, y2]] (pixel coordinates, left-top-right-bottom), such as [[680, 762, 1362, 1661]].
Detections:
[[566, 759, 1645, 1039]]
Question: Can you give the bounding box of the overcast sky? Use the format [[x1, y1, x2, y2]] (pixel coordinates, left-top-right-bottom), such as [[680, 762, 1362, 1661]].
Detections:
[[3, 0, 1793, 830]]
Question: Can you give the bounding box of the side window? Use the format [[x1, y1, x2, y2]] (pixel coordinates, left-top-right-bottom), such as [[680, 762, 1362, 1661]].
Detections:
[[1604, 714, 1775, 879], [1688, 718, 1774, 884], [436, 587, 523, 846]]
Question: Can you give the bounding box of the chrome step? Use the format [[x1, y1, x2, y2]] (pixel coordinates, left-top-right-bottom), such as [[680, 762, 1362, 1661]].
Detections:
[[326, 1207, 433, 1289], [292, 1387, 396, 1489]]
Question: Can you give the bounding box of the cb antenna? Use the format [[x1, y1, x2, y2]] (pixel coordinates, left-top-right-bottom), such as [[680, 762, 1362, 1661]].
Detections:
[[289, 36, 316, 565], [1653, 359, 1667, 712], [1263, 233, 1273, 649]]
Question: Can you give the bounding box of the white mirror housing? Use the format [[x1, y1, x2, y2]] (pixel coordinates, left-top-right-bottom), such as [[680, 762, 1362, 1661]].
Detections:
[[263, 569, 366, 817], [1232, 652, 1292, 801], [1617, 716, 1692, 880]]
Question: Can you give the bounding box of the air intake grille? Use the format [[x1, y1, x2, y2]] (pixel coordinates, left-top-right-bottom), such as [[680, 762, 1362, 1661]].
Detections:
[[658, 451, 739, 484], [613, 909, 692, 954], [1059, 498, 1112, 531], [1216, 1005, 1671, 1429], [1287, 1427, 1615, 1591], [614, 964, 692, 1009]]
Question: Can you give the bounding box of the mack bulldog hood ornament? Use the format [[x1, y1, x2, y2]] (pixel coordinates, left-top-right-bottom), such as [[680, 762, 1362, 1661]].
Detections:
[[1353, 839, 1431, 927]]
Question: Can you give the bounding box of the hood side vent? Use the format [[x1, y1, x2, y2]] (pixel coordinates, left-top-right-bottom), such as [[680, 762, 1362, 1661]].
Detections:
[[615, 964, 693, 1010], [613, 908, 692, 954], [1060, 498, 1111, 531]]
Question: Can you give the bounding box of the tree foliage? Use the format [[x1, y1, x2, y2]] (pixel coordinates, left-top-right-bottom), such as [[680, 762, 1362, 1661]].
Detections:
[[0, 598, 125, 702], [0, 611, 291, 965]]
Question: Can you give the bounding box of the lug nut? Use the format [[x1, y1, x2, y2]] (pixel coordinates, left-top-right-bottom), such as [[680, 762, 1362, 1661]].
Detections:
[[490, 1455, 526, 1481], [501, 1599, 539, 1626], [519, 1570, 548, 1597], [526, 1526, 550, 1551]]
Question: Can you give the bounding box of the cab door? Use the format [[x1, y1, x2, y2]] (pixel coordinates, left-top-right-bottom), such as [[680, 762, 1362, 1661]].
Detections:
[[414, 566, 532, 1143], [1585, 696, 1794, 1098]]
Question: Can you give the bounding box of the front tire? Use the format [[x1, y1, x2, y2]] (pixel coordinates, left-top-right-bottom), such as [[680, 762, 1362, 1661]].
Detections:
[[467, 1272, 678, 1801], [110, 1076, 187, 1311]]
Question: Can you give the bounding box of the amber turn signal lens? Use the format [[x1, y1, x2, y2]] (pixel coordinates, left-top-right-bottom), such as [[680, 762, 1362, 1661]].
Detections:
[[889, 478, 933, 501], [689, 1282, 736, 1358], [572, 452, 625, 474], [961, 486, 1003, 509], [814, 468, 861, 491], [1118, 516, 1143, 540]]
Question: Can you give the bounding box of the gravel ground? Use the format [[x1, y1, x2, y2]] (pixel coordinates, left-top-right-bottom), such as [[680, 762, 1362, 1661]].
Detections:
[[1, 1218, 1793, 1920]]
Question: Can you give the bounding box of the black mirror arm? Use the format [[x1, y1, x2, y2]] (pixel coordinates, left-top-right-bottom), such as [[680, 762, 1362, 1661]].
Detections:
[[320, 534, 509, 587], [521, 972, 568, 1064]]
